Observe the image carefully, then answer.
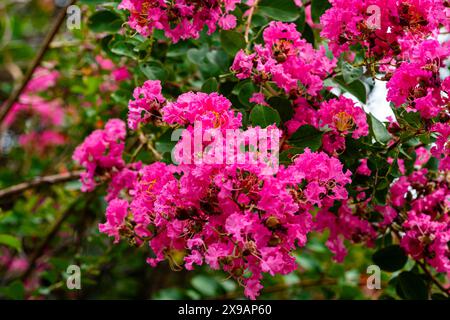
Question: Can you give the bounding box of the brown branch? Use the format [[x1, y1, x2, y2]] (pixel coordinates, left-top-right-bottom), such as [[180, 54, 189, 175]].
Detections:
[[0, 170, 83, 200], [417, 260, 450, 297], [0, 0, 77, 125]]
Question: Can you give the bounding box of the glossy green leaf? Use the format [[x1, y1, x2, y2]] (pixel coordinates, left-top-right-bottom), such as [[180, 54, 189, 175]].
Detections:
[[88, 10, 123, 33], [258, 0, 300, 22], [250, 105, 281, 128], [369, 114, 392, 144], [289, 125, 323, 151], [372, 245, 408, 272], [220, 31, 246, 56]]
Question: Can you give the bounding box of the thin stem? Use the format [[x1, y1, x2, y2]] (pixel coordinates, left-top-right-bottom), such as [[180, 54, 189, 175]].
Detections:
[[417, 260, 450, 297]]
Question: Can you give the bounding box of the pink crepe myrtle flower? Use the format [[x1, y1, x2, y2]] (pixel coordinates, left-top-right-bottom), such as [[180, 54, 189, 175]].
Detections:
[[95, 55, 115, 71], [231, 21, 336, 98], [356, 159, 371, 176], [118, 0, 240, 43], [112, 67, 131, 82], [25, 67, 59, 94], [401, 213, 450, 273], [99, 199, 129, 243], [320, 0, 447, 59], [318, 96, 369, 139], [73, 119, 127, 192], [127, 80, 166, 130]]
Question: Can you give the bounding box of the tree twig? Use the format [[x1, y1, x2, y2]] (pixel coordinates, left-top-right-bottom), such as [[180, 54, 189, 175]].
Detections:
[[417, 260, 450, 297], [0, 170, 83, 200], [0, 0, 77, 125]]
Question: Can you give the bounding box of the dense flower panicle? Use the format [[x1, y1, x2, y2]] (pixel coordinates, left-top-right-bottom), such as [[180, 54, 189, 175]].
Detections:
[[162, 91, 242, 128], [386, 41, 449, 119], [127, 80, 166, 130], [73, 0, 450, 299], [106, 163, 142, 202], [284, 96, 369, 155], [231, 21, 336, 97], [377, 157, 450, 273], [320, 0, 448, 58], [401, 213, 450, 273], [97, 139, 352, 299], [118, 0, 240, 42], [73, 119, 127, 192]]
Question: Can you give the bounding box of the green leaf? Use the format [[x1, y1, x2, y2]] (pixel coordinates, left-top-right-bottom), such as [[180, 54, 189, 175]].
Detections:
[[372, 245, 408, 272], [302, 23, 315, 45], [88, 10, 123, 33], [220, 31, 246, 56], [340, 61, 363, 84], [191, 275, 221, 297], [155, 130, 177, 154], [238, 81, 256, 107], [369, 114, 392, 144], [250, 105, 281, 128], [397, 271, 428, 300], [0, 234, 22, 252], [258, 0, 300, 22], [187, 47, 208, 65], [289, 125, 323, 151], [311, 0, 331, 24], [1, 281, 25, 299], [139, 61, 166, 81], [201, 78, 219, 93], [333, 76, 367, 103], [424, 156, 439, 171], [294, 7, 306, 32], [110, 41, 136, 59], [267, 96, 294, 123]]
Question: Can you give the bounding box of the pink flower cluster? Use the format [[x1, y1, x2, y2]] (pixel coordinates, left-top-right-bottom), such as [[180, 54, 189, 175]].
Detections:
[[386, 41, 449, 119], [3, 67, 66, 153], [127, 80, 166, 130], [284, 96, 369, 155], [118, 0, 240, 42], [320, 0, 448, 59], [82, 85, 360, 299], [99, 147, 352, 299], [378, 149, 450, 273], [95, 55, 131, 93], [232, 21, 336, 97], [73, 119, 127, 192]]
